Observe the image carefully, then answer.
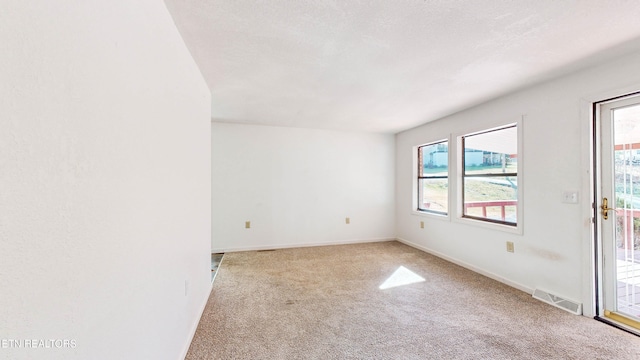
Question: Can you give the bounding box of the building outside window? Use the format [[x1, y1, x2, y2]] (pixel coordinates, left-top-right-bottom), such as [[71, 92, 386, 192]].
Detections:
[[461, 125, 518, 225], [417, 140, 448, 214]]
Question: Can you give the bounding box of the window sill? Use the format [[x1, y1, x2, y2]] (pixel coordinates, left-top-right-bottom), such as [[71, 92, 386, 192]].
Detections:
[[454, 215, 522, 235], [412, 210, 450, 221]]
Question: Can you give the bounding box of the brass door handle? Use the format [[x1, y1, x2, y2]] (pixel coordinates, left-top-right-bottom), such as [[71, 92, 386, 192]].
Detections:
[[601, 197, 615, 220]]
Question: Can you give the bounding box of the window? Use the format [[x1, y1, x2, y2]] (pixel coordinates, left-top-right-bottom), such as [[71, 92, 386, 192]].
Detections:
[[461, 125, 517, 225], [417, 140, 448, 214]]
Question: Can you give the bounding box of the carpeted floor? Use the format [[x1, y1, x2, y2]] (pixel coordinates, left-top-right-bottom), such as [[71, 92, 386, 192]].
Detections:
[[186, 241, 640, 359]]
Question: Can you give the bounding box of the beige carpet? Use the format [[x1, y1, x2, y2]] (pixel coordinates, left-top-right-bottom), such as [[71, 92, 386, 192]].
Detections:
[[186, 241, 640, 359]]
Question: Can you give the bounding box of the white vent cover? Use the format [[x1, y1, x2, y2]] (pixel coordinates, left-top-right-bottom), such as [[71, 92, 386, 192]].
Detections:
[[532, 289, 582, 315]]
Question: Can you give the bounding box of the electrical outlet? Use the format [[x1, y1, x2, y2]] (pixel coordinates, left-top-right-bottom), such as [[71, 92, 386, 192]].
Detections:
[[345, 217, 350, 224], [245, 221, 251, 229], [506, 241, 515, 253], [420, 221, 424, 229]]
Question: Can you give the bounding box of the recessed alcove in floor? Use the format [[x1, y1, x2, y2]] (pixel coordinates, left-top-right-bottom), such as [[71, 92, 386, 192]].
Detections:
[[211, 253, 224, 282]]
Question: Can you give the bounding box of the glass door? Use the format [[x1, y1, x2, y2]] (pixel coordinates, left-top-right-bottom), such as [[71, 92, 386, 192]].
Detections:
[[599, 95, 640, 330]]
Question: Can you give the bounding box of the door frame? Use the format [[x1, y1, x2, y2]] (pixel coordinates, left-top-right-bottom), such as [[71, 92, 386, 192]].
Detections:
[[577, 85, 640, 320], [591, 90, 640, 334]]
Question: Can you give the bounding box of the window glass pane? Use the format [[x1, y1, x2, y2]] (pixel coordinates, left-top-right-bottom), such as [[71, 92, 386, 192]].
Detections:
[[464, 126, 517, 175], [463, 176, 517, 223], [420, 142, 448, 177], [419, 178, 448, 213]]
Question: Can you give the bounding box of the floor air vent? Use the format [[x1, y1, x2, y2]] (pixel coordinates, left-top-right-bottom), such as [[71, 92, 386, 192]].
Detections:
[[532, 289, 582, 315]]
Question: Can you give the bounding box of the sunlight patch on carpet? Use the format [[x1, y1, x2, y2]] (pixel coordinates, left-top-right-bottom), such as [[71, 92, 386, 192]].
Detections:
[[379, 266, 425, 290]]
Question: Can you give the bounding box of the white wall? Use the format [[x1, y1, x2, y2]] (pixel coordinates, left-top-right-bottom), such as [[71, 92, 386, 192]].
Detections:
[[211, 123, 395, 252], [396, 49, 640, 316], [0, 1, 211, 359]]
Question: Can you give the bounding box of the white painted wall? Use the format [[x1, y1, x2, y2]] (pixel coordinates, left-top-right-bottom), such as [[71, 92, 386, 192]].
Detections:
[[0, 1, 211, 359], [211, 123, 395, 252], [396, 50, 640, 316]]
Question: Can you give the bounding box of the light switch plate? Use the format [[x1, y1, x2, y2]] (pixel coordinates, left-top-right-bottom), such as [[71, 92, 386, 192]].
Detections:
[[562, 191, 579, 204]]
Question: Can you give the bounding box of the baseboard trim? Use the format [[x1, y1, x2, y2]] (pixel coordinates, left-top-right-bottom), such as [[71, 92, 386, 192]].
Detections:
[[396, 237, 533, 295], [180, 279, 214, 360], [212, 237, 395, 253]]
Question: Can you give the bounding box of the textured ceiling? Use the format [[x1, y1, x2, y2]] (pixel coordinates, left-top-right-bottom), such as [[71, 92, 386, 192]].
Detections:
[[164, 0, 640, 134]]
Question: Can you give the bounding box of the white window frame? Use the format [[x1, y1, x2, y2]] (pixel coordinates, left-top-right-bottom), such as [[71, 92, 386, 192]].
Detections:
[[412, 137, 451, 220], [455, 119, 524, 234]]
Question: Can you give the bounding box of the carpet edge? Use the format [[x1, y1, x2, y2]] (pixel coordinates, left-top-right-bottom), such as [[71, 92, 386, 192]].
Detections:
[[212, 237, 396, 253]]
